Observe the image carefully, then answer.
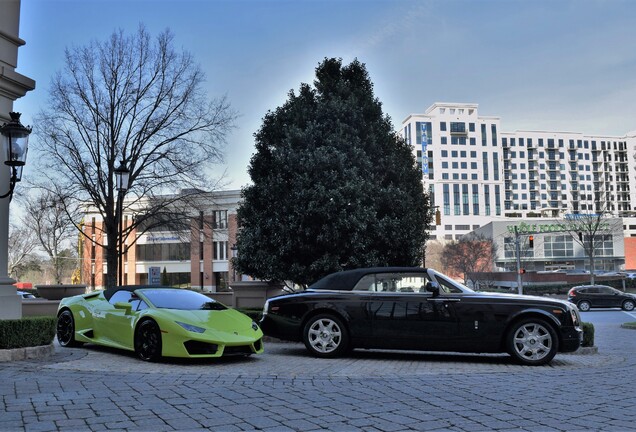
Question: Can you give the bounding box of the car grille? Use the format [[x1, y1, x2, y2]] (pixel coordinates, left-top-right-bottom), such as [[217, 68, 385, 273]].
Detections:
[[184, 340, 219, 355], [223, 345, 253, 356]]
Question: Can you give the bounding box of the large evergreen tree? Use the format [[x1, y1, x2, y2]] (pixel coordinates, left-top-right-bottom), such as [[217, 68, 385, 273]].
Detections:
[[235, 58, 430, 286]]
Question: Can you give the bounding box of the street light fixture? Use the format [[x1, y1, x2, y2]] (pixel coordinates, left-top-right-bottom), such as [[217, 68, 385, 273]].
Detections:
[[114, 160, 130, 286], [0, 112, 32, 200]]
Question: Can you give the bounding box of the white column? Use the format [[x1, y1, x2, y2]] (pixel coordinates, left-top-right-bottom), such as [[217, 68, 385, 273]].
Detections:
[[0, 166, 20, 319]]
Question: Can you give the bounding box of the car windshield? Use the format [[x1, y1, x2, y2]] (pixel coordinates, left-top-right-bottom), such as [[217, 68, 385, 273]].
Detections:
[[139, 289, 227, 311]]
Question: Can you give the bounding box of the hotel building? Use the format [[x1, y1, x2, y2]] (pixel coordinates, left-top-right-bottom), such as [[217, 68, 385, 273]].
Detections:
[[402, 102, 636, 271]]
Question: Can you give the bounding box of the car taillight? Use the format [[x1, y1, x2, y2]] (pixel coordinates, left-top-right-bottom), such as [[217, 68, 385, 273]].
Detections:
[[568, 289, 576, 297]]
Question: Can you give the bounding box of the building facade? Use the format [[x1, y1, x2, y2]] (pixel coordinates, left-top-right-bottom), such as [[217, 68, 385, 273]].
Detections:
[[473, 218, 625, 273], [1, 0, 35, 319], [81, 190, 242, 291], [402, 103, 636, 247]]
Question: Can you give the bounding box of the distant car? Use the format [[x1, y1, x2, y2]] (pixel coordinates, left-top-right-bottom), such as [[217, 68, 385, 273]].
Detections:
[[56, 286, 264, 361], [568, 285, 636, 311], [17, 290, 36, 299], [621, 272, 636, 280], [260, 267, 583, 366]]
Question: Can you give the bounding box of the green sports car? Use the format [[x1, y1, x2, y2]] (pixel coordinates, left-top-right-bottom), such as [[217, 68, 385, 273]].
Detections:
[[56, 286, 264, 361]]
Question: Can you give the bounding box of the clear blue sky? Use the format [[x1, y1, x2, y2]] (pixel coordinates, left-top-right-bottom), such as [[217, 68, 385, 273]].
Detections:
[[13, 0, 636, 189]]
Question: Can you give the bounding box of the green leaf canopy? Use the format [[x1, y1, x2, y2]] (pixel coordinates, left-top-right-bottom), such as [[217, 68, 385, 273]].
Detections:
[[236, 58, 430, 286]]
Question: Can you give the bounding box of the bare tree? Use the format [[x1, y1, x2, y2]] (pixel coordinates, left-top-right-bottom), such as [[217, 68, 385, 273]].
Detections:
[[562, 211, 616, 285], [33, 26, 236, 288], [8, 223, 39, 280], [441, 234, 498, 287], [21, 189, 79, 284]]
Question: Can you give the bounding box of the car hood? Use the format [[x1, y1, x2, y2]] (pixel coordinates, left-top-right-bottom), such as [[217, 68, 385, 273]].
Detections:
[[157, 308, 258, 336]]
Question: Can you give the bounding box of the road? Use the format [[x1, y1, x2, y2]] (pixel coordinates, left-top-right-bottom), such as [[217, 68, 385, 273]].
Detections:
[[1, 311, 635, 431]]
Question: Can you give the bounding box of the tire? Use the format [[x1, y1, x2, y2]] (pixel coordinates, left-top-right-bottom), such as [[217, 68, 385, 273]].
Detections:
[[622, 300, 635, 311], [134, 319, 162, 362], [506, 318, 558, 366], [302, 314, 350, 358], [577, 300, 591, 312], [56, 310, 84, 348]]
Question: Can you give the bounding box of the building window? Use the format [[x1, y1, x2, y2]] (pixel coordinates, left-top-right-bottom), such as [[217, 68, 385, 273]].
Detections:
[[213, 210, 228, 229], [472, 184, 479, 215], [136, 243, 191, 261], [491, 124, 498, 146], [213, 241, 228, 260], [544, 235, 574, 258], [443, 184, 450, 215], [484, 185, 491, 216], [453, 184, 460, 215]]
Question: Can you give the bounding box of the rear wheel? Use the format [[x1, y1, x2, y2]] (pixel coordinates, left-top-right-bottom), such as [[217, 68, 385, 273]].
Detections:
[[577, 300, 591, 312], [302, 314, 349, 358], [507, 318, 558, 366], [622, 300, 635, 311], [56, 310, 84, 347], [134, 319, 162, 362]]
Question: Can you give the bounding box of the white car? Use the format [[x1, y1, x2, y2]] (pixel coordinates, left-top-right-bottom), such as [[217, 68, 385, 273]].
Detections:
[[17, 290, 36, 299]]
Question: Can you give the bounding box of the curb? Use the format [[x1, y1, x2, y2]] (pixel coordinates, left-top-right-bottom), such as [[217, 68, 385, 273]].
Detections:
[[0, 343, 55, 362], [621, 323, 636, 330], [569, 346, 598, 355]]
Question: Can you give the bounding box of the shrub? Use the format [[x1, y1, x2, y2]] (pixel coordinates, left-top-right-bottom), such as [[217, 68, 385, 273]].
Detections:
[[0, 316, 56, 349], [582, 322, 595, 347], [236, 308, 263, 322]]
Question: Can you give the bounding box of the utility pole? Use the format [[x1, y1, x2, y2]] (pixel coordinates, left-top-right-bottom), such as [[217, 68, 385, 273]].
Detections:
[[514, 226, 523, 295]]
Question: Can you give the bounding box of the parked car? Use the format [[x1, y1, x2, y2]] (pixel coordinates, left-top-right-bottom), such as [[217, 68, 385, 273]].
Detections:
[[56, 286, 264, 361], [17, 290, 36, 299], [567, 285, 636, 311], [260, 267, 583, 366]]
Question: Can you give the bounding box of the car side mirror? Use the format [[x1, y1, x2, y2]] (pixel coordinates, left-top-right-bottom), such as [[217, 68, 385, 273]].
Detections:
[[114, 302, 133, 312], [425, 281, 440, 297]]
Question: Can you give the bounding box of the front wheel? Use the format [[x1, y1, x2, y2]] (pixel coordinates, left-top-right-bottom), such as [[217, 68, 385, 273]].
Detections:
[[577, 300, 591, 312], [134, 319, 162, 362], [57, 310, 84, 347], [302, 314, 349, 358], [506, 318, 558, 366], [622, 300, 635, 311]]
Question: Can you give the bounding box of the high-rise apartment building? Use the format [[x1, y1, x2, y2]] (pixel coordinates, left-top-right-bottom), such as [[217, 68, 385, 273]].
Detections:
[[402, 103, 636, 242]]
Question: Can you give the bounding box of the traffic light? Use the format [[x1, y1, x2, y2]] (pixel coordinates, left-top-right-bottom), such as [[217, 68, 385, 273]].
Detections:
[[519, 269, 526, 274], [578, 232, 583, 242], [528, 235, 534, 248]]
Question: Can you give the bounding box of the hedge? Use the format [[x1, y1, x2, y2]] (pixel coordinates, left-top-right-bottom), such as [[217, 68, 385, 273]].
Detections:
[[582, 322, 595, 347], [0, 316, 56, 349]]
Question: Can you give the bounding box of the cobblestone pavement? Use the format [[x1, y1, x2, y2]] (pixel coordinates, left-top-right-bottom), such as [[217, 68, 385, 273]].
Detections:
[[1, 319, 635, 432]]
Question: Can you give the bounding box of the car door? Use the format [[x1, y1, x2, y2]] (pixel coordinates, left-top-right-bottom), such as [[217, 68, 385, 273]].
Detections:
[[94, 290, 138, 349], [598, 287, 622, 308], [362, 272, 459, 351]]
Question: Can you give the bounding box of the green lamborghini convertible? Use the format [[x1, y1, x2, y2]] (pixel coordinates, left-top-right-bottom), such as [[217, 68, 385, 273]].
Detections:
[[56, 286, 264, 361]]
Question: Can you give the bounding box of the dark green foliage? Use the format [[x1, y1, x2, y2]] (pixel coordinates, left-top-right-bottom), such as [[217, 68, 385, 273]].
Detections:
[[236, 58, 429, 286], [0, 317, 56, 349], [582, 322, 595, 347], [236, 308, 263, 322], [161, 267, 170, 286]]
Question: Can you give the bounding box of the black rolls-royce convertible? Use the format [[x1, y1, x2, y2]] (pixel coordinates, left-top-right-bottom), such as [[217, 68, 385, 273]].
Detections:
[[260, 267, 583, 366]]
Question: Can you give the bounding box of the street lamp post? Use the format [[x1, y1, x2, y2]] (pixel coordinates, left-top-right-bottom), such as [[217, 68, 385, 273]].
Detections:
[[114, 160, 130, 286], [230, 244, 238, 282], [0, 112, 32, 320]]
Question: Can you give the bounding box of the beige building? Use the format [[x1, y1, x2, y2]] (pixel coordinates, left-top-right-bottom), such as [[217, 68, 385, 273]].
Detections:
[[0, 0, 35, 319]]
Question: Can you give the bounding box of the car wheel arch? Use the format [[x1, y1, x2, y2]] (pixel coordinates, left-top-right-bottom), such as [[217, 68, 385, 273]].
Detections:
[[501, 310, 561, 351]]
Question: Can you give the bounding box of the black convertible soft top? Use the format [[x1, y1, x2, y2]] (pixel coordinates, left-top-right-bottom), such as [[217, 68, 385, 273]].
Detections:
[[308, 267, 429, 291], [103, 285, 171, 301]]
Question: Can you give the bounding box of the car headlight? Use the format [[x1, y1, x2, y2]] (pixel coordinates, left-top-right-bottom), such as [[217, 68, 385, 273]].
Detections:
[[176, 321, 206, 333]]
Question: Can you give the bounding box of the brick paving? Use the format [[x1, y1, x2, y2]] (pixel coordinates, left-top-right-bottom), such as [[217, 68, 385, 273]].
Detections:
[[0, 320, 635, 431]]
